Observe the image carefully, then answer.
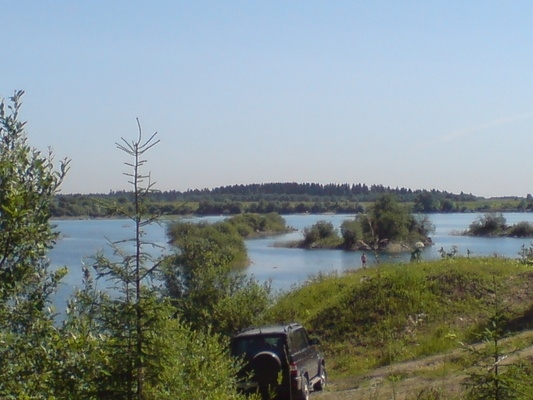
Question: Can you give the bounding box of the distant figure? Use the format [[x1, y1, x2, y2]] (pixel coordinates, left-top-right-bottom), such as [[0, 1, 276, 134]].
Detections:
[[361, 253, 367, 268]]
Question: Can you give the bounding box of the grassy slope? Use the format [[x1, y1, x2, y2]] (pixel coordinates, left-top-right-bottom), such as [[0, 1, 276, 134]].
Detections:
[[263, 257, 533, 398]]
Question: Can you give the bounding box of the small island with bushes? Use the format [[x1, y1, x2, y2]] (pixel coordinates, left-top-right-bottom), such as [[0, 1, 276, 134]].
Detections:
[[166, 212, 293, 268], [462, 212, 533, 237], [288, 194, 434, 253]]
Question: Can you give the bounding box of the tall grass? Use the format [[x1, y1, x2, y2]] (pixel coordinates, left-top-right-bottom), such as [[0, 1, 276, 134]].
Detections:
[[263, 257, 533, 378]]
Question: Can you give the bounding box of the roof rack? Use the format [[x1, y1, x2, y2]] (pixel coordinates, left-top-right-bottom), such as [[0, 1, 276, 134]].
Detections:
[[234, 322, 303, 336]]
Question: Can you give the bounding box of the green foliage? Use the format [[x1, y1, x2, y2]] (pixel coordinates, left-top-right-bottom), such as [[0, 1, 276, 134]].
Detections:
[[164, 214, 275, 336], [163, 236, 271, 336], [144, 318, 250, 400], [412, 191, 460, 213], [339, 194, 434, 248], [340, 218, 362, 249], [50, 184, 532, 218], [507, 221, 533, 238], [465, 213, 533, 239], [53, 126, 253, 399], [73, 125, 166, 399], [226, 212, 290, 237], [409, 214, 436, 241], [0, 91, 69, 292], [367, 194, 411, 241], [167, 219, 248, 268], [64, 272, 249, 399], [302, 220, 342, 248], [413, 191, 442, 212], [467, 213, 508, 236], [0, 91, 70, 398], [167, 213, 289, 270]]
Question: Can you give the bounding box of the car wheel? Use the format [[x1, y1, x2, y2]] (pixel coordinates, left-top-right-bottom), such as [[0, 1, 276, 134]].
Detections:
[[314, 367, 327, 391]]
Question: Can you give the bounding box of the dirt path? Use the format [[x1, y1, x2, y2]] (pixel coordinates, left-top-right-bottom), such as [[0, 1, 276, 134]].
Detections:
[[313, 330, 533, 400]]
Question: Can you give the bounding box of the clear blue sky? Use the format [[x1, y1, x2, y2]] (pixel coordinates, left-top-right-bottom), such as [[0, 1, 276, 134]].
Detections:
[[2, 1, 532, 197]]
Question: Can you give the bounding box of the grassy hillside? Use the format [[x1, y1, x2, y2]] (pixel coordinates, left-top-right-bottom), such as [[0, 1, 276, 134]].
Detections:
[[263, 257, 533, 397]]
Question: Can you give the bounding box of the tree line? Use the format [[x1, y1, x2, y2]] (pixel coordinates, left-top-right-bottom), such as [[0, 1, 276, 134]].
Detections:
[[51, 186, 533, 218], [70, 182, 479, 203]]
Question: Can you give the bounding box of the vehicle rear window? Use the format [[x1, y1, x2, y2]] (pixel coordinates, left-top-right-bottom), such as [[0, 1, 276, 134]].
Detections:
[[231, 335, 285, 358]]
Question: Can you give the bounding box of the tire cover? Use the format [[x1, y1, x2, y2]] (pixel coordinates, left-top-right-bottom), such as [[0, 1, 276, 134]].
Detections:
[[251, 352, 282, 385]]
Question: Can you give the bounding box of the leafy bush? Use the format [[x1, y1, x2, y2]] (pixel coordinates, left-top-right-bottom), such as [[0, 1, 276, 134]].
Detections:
[[508, 221, 533, 237], [167, 220, 248, 267], [227, 212, 289, 237], [0, 91, 70, 398], [467, 213, 507, 236], [302, 220, 342, 248], [346, 194, 433, 247], [340, 219, 362, 249], [144, 318, 250, 400], [163, 234, 271, 336]]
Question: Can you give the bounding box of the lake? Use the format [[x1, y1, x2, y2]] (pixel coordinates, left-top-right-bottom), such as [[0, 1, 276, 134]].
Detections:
[[49, 213, 533, 306]]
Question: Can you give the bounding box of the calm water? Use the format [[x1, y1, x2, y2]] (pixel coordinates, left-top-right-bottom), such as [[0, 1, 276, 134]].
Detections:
[[49, 213, 533, 306]]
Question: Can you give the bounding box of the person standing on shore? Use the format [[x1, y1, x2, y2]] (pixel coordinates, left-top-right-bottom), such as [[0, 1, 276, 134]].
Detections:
[[361, 253, 367, 268]]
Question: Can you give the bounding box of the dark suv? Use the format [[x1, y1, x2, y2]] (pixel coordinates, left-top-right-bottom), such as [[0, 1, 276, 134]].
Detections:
[[230, 323, 326, 400]]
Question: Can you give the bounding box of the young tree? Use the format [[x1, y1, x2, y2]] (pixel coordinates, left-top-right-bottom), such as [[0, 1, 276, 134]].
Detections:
[[0, 90, 70, 397], [0, 90, 69, 293], [464, 276, 532, 399], [79, 122, 165, 399], [65, 123, 251, 399]]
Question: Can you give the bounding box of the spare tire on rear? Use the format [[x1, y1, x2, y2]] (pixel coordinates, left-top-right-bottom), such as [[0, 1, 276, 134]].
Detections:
[[251, 351, 282, 386]]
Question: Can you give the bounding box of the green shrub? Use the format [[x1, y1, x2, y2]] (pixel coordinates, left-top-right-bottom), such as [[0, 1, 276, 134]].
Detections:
[[167, 220, 248, 268], [508, 221, 533, 237], [302, 220, 342, 248], [227, 212, 289, 237], [356, 194, 433, 246], [340, 219, 362, 249], [467, 213, 507, 236]]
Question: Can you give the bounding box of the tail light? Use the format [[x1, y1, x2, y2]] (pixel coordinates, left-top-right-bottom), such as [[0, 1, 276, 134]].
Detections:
[[289, 362, 298, 378]]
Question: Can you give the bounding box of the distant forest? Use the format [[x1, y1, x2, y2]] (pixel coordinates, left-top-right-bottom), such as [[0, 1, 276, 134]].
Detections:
[[51, 182, 532, 218]]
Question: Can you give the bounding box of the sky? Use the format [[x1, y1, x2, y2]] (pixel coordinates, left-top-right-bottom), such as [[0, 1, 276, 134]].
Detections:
[[2, 1, 533, 197]]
